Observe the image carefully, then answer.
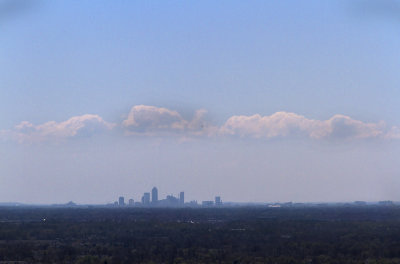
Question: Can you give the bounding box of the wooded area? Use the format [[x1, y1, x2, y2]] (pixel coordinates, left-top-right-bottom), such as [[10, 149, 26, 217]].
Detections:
[[1, 206, 400, 263]]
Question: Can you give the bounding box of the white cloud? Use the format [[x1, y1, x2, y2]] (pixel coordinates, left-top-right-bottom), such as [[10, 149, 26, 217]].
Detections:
[[220, 111, 388, 140], [122, 105, 215, 136], [220, 112, 323, 138], [122, 106, 390, 140], [326, 114, 384, 139], [7, 114, 114, 143], [122, 105, 186, 132], [2, 106, 399, 143]]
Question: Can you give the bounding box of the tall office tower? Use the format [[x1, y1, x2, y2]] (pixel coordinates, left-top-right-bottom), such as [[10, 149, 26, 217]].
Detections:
[[179, 191, 184, 205], [152, 187, 158, 204], [215, 196, 222, 206], [119, 196, 125, 206], [128, 199, 134, 206], [143, 192, 150, 205]]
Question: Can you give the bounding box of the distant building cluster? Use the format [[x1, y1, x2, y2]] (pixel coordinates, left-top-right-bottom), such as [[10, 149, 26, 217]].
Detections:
[[112, 187, 222, 208]]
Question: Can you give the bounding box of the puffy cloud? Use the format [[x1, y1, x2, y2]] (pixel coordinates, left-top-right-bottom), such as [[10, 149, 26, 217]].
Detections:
[[7, 114, 114, 143], [122, 106, 391, 140], [122, 105, 186, 132], [221, 112, 323, 138], [326, 115, 384, 139], [122, 105, 215, 136], [221, 112, 388, 140], [2, 106, 399, 143]]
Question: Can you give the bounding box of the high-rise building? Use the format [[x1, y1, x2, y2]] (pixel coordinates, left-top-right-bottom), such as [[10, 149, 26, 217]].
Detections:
[[166, 195, 179, 206], [152, 187, 158, 204], [179, 191, 184, 205], [119, 196, 125, 206], [143, 192, 150, 205], [215, 196, 222, 206], [128, 199, 134, 206]]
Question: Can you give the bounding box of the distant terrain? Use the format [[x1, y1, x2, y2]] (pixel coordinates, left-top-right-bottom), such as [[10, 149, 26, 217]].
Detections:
[[1, 206, 400, 263]]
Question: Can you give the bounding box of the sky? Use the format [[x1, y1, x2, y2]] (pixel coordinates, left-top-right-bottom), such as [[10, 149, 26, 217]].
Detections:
[[1, 0, 400, 204]]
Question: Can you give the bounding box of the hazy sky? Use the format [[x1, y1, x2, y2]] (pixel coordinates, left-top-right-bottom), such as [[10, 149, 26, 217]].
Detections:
[[1, 0, 400, 204]]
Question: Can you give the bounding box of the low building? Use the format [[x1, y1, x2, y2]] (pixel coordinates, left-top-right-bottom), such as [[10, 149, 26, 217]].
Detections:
[[202, 201, 214, 207]]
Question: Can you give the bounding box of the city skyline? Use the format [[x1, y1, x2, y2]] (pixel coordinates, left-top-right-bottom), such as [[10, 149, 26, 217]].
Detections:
[[113, 187, 222, 207]]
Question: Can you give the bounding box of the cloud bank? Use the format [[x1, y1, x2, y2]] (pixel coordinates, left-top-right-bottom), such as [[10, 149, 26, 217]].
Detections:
[[122, 105, 215, 136], [2, 105, 399, 143], [221, 112, 386, 140], [3, 114, 114, 143]]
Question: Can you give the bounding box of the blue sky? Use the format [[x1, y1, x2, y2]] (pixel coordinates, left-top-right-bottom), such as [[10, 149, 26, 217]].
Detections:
[[1, 0, 400, 203]]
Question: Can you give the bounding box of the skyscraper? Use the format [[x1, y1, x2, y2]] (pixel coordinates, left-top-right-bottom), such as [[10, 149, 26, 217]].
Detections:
[[152, 187, 158, 204], [179, 191, 184, 205], [215, 196, 222, 206], [119, 196, 125, 206], [143, 192, 150, 205]]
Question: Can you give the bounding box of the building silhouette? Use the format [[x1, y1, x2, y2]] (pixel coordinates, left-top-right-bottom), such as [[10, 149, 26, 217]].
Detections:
[[143, 192, 150, 205], [166, 195, 179, 206], [189, 200, 198, 206], [152, 187, 158, 204], [215, 196, 222, 206], [202, 201, 214, 207], [110, 189, 227, 208], [118, 196, 125, 206], [179, 191, 184, 205]]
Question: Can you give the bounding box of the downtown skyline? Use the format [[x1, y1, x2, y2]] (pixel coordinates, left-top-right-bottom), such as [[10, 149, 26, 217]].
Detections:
[[112, 186, 222, 207]]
